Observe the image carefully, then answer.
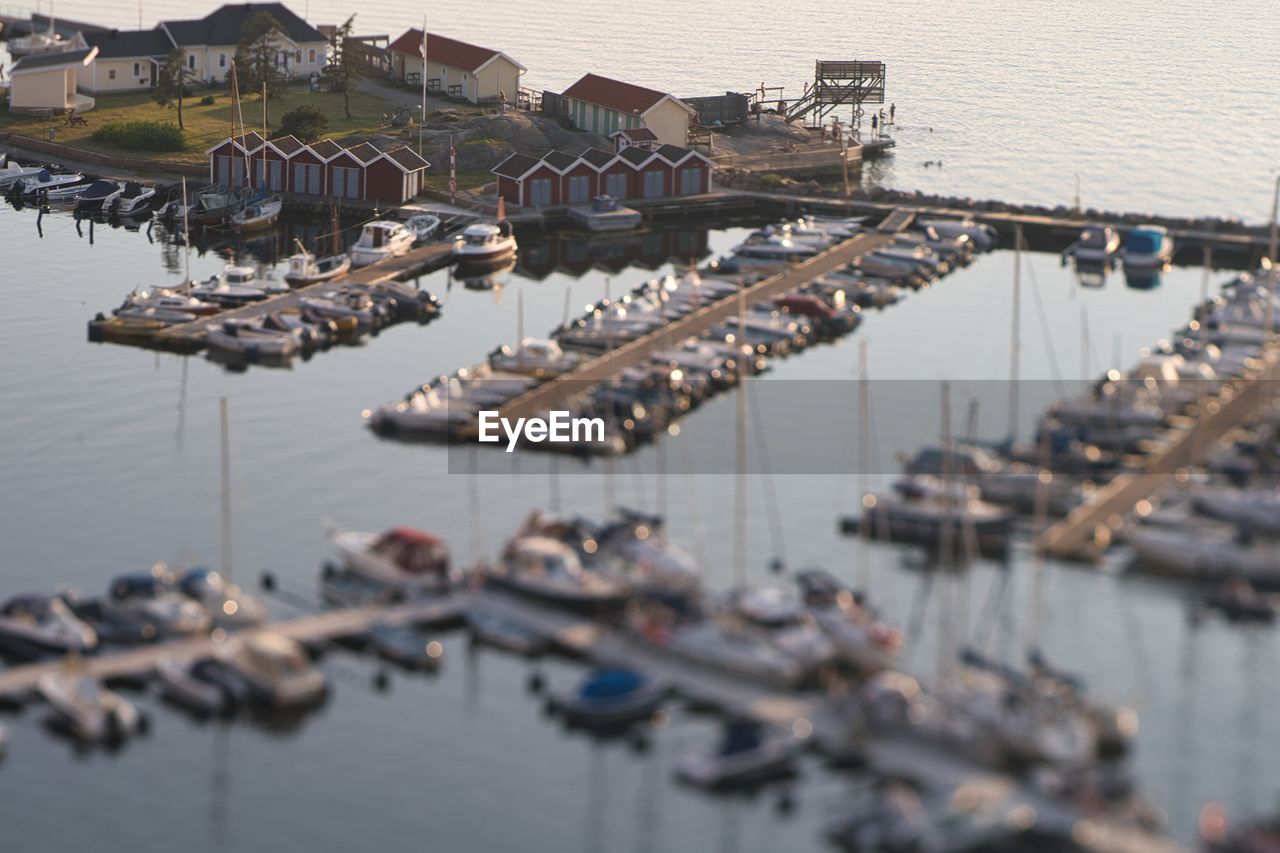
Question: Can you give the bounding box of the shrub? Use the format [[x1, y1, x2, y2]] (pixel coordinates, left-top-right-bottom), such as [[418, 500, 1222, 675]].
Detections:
[[200, 95, 216, 106], [760, 172, 786, 189], [91, 120, 185, 152], [276, 105, 328, 142], [459, 134, 500, 147]]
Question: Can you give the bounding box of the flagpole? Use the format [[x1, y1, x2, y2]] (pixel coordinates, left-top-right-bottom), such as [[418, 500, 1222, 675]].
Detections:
[[419, 19, 426, 158]]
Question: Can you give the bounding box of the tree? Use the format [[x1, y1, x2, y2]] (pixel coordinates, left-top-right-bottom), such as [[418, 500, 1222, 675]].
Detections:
[[154, 47, 196, 130], [322, 15, 365, 120], [233, 11, 289, 120], [276, 105, 328, 142]]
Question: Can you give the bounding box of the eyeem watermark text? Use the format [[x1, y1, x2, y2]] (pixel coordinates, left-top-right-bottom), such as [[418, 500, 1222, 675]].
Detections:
[[478, 410, 605, 452]]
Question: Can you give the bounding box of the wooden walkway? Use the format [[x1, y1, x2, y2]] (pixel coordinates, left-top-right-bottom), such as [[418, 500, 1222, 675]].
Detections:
[[1037, 348, 1280, 559], [497, 211, 907, 421], [141, 241, 455, 352]]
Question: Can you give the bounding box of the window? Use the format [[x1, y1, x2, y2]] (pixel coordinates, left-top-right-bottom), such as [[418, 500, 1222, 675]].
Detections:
[[308, 48, 316, 64], [218, 53, 226, 68], [133, 62, 141, 77], [295, 50, 302, 63], [108, 69, 116, 80], [642, 169, 664, 198], [187, 54, 196, 70]]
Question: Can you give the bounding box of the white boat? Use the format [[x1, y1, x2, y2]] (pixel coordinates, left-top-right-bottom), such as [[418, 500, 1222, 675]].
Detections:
[[1123, 224, 1174, 268], [676, 721, 802, 788], [0, 156, 44, 187], [38, 666, 143, 743], [328, 525, 453, 593], [191, 264, 283, 305], [488, 337, 583, 378], [406, 213, 442, 242], [204, 319, 299, 360], [1192, 486, 1280, 535], [284, 244, 351, 286], [916, 217, 999, 251], [156, 657, 246, 717], [0, 595, 98, 660], [119, 287, 221, 317], [1127, 522, 1280, 585], [452, 222, 517, 265], [653, 618, 806, 689], [488, 536, 630, 612], [75, 179, 124, 211], [106, 574, 211, 638], [218, 633, 327, 709], [14, 169, 87, 199], [112, 182, 157, 216], [231, 194, 282, 231], [350, 221, 415, 267], [1072, 224, 1122, 263], [175, 567, 267, 629], [729, 586, 838, 671]]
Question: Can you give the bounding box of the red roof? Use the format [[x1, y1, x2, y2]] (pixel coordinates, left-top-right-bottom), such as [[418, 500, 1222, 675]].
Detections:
[[383, 526, 442, 547], [387, 29, 506, 73], [562, 73, 670, 115]]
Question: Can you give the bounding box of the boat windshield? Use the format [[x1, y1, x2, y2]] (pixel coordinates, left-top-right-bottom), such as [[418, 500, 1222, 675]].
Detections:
[[465, 232, 494, 246]]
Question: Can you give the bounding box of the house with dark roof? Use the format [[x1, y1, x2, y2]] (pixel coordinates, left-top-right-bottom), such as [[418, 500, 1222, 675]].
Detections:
[[561, 73, 695, 147], [491, 143, 711, 208], [8, 48, 99, 113], [386, 29, 524, 104], [75, 3, 328, 93]]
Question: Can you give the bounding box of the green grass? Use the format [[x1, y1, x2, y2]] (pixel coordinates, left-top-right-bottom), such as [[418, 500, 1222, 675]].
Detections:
[[0, 88, 405, 165], [423, 169, 492, 192]]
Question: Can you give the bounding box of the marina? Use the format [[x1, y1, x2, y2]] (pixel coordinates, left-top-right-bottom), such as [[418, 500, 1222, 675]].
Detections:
[[2, 1, 1280, 851]]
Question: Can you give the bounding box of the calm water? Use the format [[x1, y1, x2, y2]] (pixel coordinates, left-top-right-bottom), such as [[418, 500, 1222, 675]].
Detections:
[[21, 0, 1280, 219], [0, 194, 1277, 852]]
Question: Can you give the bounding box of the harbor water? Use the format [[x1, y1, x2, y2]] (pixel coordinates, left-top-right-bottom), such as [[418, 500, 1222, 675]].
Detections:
[[1, 199, 1278, 850]]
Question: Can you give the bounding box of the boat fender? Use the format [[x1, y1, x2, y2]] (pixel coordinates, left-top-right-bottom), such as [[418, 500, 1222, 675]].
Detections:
[[372, 669, 391, 692], [259, 570, 277, 592], [136, 710, 151, 736], [526, 671, 545, 694]]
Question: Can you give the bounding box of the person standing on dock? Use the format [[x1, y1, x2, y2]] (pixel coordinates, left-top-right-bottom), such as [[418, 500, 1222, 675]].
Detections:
[[889, 102, 896, 122]]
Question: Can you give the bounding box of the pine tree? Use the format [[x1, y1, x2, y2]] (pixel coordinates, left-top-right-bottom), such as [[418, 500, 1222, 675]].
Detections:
[[154, 48, 196, 130]]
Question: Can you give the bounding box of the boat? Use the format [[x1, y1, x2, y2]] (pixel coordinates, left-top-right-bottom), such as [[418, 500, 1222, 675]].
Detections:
[[850, 476, 1013, 556], [10, 169, 87, 199], [106, 573, 211, 639], [112, 306, 197, 325], [1072, 224, 1122, 264], [284, 242, 351, 286], [551, 667, 670, 728], [231, 193, 282, 231], [487, 536, 631, 612], [647, 617, 806, 689], [488, 338, 584, 379], [186, 187, 250, 225], [327, 525, 453, 594], [156, 656, 248, 717], [915, 217, 999, 251], [1200, 580, 1277, 623], [190, 265, 279, 306], [0, 595, 98, 661], [794, 570, 900, 673], [1192, 486, 1280, 535], [728, 586, 838, 673], [73, 179, 123, 212], [111, 182, 157, 216], [350, 221, 415, 267], [1123, 224, 1174, 269], [38, 665, 143, 743], [204, 318, 299, 360], [567, 195, 642, 232], [0, 156, 45, 188], [218, 633, 327, 709], [452, 221, 517, 266], [174, 567, 267, 629], [1128, 522, 1280, 587], [406, 213, 442, 242], [364, 622, 444, 671], [675, 720, 802, 789], [465, 607, 547, 656]]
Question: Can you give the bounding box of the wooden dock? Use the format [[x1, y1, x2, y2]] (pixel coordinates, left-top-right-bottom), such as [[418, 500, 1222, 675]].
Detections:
[[497, 210, 908, 421], [1036, 347, 1280, 559]]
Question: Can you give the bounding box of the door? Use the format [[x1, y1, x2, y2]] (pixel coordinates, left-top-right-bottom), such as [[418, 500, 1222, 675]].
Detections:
[[528, 178, 552, 207], [294, 163, 306, 194], [307, 164, 321, 195], [605, 172, 627, 199], [216, 155, 231, 185], [268, 160, 283, 191], [567, 174, 590, 204], [679, 166, 701, 195], [232, 157, 245, 187], [643, 169, 664, 198]]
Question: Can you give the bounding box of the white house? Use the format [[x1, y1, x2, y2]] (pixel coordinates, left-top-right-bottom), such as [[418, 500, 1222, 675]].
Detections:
[[560, 73, 695, 147], [8, 47, 98, 113], [386, 29, 525, 104]]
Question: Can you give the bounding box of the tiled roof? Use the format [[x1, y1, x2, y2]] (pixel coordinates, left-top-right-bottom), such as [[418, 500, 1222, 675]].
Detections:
[[579, 149, 616, 168], [268, 134, 305, 155], [232, 131, 265, 151], [617, 146, 654, 167], [653, 143, 692, 164], [83, 27, 173, 59], [308, 139, 344, 160], [387, 29, 514, 73], [382, 146, 430, 171], [11, 47, 96, 73], [541, 150, 577, 171], [491, 153, 539, 179], [163, 3, 325, 47], [346, 142, 381, 164], [562, 73, 669, 115]]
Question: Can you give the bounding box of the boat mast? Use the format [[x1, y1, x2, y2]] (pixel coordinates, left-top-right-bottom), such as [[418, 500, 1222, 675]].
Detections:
[[1008, 224, 1022, 443], [181, 176, 191, 282], [220, 397, 233, 582], [857, 339, 872, 593], [733, 276, 748, 588], [419, 19, 427, 158], [1266, 175, 1278, 347], [261, 81, 268, 191]]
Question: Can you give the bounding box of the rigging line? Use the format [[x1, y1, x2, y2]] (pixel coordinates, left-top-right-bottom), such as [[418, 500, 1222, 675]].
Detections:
[[677, 425, 711, 578], [971, 564, 1011, 652], [1022, 244, 1066, 399], [747, 373, 786, 564], [900, 569, 935, 670]]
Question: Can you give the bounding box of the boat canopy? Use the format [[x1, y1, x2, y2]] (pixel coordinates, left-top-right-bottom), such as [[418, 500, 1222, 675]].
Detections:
[[1126, 227, 1167, 254], [579, 668, 645, 699], [110, 575, 163, 600], [372, 527, 450, 574]]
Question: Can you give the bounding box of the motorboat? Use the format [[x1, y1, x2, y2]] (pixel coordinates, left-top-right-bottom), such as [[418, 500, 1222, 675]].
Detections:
[[675, 720, 801, 788], [465, 607, 547, 656], [794, 570, 900, 673], [111, 182, 157, 216], [231, 193, 282, 231], [204, 318, 299, 360], [118, 287, 221, 317], [452, 222, 517, 266], [174, 567, 267, 629], [106, 573, 211, 639], [38, 666, 143, 743], [1127, 522, 1280, 587], [0, 595, 98, 661], [299, 290, 384, 332], [364, 622, 444, 671], [488, 337, 584, 379], [1070, 224, 1122, 265], [350, 221, 415, 267], [185, 187, 250, 225], [73, 179, 124, 212], [915, 217, 999, 252], [728, 586, 838, 672], [1123, 225, 1174, 269], [11, 169, 87, 199], [1192, 486, 1280, 535], [112, 306, 197, 326], [488, 536, 631, 612], [0, 155, 44, 187], [156, 656, 248, 717], [731, 233, 818, 263], [284, 246, 351, 286], [406, 213, 442, 242], [647, 618, 806, 689], [190, 264, 280, 306], [551, 667, 670, 728], [854, 476, 1014, 556], [218, 633, 327, 709], [327, 525, 453, 594]]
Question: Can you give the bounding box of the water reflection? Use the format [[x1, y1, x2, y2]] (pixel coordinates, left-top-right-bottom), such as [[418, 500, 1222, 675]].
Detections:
[[517, 228, 712, 280]]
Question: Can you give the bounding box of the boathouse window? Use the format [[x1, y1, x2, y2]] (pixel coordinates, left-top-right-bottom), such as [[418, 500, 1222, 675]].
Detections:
[[528, 177, 552, 207], [567, 174, 590, 204], [132, 62, 141, 77], [108, 69, 116, 80], [605, 172, 627, 199], [219, 54, 226, 68], [188, 54, 196, 70], [295, 50, 302, 63], [308, 48, 316, 64], [679, 166, 701, 195], [642, 169, 664, 198]]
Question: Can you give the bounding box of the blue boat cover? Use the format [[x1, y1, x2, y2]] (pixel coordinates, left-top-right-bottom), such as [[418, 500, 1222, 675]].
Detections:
[[579, 668, 644, 699], [1126, 229, 1163, 254]]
